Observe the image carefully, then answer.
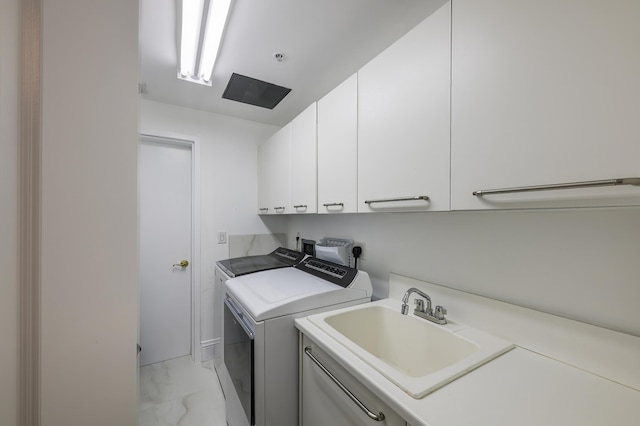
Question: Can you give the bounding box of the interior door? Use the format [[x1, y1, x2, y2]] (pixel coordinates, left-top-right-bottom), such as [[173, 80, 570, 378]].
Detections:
[[139, 138, 192, 366]]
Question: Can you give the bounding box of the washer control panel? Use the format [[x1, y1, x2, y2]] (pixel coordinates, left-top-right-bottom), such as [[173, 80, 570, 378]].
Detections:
[[295, 257, 357, 287]]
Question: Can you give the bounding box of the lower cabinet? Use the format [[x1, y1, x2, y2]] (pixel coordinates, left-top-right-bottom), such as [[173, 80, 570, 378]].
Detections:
[[300, 334, 407, 426]]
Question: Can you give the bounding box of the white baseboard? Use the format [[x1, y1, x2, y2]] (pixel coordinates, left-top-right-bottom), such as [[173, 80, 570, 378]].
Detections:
[[200, 338, 219, 362]]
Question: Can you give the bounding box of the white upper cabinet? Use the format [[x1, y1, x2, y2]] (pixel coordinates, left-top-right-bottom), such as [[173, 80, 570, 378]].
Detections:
[[290, 103, 318, 214], [257, 124, 292, 214], [270, 124, 292, 213], [317, 74, 358, 214], [257, 139, 271, 214], [358, 2, 451, 212], [451, 0, 640, 210]]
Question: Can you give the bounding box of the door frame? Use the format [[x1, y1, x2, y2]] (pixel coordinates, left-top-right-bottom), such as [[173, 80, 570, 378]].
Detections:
[[139, 133, 202, 362]]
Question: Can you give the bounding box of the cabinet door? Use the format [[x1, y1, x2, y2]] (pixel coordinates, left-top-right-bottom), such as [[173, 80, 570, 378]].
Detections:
[[451, 0, 640, 210], [291, 103, 318, 214], [301, 337, 406, 426], [257, 125, 291, 215], [317, 74, 358, 214], [358, 2, 451, 212], [257, 139, 271, 214], [270, 123, 292, 214]]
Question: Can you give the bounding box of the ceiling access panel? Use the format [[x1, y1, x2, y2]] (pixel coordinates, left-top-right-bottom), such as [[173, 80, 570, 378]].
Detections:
[[222, 73, 291, 109]]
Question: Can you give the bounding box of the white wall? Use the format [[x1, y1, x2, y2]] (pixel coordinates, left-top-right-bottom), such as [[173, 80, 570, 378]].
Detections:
[[139, 99, 284, 345], [285, 208, 640, 337], [0, 0, 19, 423], [40, 1, 139, 425]]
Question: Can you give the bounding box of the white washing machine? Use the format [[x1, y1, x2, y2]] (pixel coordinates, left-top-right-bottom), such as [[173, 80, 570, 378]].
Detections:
[[223, 257, 373, 426], [216, 247, 306, 280], [213, 248, 305, 387]]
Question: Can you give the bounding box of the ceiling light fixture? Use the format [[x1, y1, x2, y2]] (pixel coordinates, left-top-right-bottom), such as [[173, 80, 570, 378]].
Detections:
[[179, 0, 231, 86]]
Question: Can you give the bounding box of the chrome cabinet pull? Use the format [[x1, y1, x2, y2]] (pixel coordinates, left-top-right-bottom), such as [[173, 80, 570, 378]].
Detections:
[[323, 202, 344, 207], [473, 177, 640, 196], [274, 206, 286, 211], [293, 204, 307, 209], [259, 208, 268, 212], [364, 195, 429, 205], [304, 346, 385, 422]]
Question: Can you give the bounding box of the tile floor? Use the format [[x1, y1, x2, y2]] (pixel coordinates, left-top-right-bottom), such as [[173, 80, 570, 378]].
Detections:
[[139, 356, 226, 426]]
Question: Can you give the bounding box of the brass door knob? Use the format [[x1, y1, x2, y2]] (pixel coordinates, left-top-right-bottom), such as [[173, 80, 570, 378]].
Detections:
[[173, 260, 189, 268]]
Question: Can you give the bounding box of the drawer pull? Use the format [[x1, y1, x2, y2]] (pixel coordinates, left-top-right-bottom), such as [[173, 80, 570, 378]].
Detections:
[[259, 208, 268, 212], [304, 346, 385, 422], [323, 202, 344, 208], [364, 195, 429, 205], [293, 204, 308, 209], [274, 206, 286, 211], [473, 177, 640, 196]]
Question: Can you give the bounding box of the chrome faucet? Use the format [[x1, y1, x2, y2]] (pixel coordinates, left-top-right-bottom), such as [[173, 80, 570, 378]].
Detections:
[[401, 287, 432, 315], [401, 287, 447, 325]]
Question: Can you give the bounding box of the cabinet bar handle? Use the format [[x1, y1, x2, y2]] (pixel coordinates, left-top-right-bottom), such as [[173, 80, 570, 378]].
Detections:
[[473, 177, 640, 196], [364, 195, 429, 205], [304, 346, 385, 422], [274, 206, 286, 210], [293, 204, 307, 209], [323, 202, 344, 207], [259, 208, 268, 212]]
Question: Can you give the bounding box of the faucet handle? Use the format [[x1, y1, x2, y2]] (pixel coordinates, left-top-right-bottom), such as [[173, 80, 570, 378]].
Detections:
[[434, 305, 447, 321]]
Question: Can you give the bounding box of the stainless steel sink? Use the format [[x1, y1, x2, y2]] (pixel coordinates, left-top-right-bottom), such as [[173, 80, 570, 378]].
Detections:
[[309, 299, 514, 398]]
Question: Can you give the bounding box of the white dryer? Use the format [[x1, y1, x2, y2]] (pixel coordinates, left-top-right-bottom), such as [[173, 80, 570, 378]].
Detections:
[[223, 257, 372, 426]]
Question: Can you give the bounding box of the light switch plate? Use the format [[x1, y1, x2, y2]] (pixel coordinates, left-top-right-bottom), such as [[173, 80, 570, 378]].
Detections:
[[218, 231, 227, 244]]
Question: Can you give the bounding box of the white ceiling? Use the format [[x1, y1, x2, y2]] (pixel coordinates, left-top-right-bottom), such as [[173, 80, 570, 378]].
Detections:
[[139, 0, 448, 127]]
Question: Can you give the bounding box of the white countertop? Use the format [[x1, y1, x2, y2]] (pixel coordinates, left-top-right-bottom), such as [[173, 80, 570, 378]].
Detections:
[[295, 276, 640, 426], [417, 347, 639, 426]]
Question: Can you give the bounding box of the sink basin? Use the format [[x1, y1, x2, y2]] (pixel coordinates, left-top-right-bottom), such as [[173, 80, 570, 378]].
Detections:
[[324, 305, 478, 377], [309, 299, 514, 398]]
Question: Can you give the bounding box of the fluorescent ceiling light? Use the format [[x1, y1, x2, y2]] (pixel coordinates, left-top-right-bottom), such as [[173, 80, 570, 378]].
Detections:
[[179, 0, 204, 78], [179, 0, 231, 85], [199, 0, 232, 82]]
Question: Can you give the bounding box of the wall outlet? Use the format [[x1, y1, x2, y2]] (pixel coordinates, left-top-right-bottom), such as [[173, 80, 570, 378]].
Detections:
[[354, 241, 366, 261]]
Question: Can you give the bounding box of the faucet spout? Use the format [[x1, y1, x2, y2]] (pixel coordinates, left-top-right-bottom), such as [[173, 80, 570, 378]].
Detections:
[[401, 287, 432, 315], [400, 287, 447, 325]]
